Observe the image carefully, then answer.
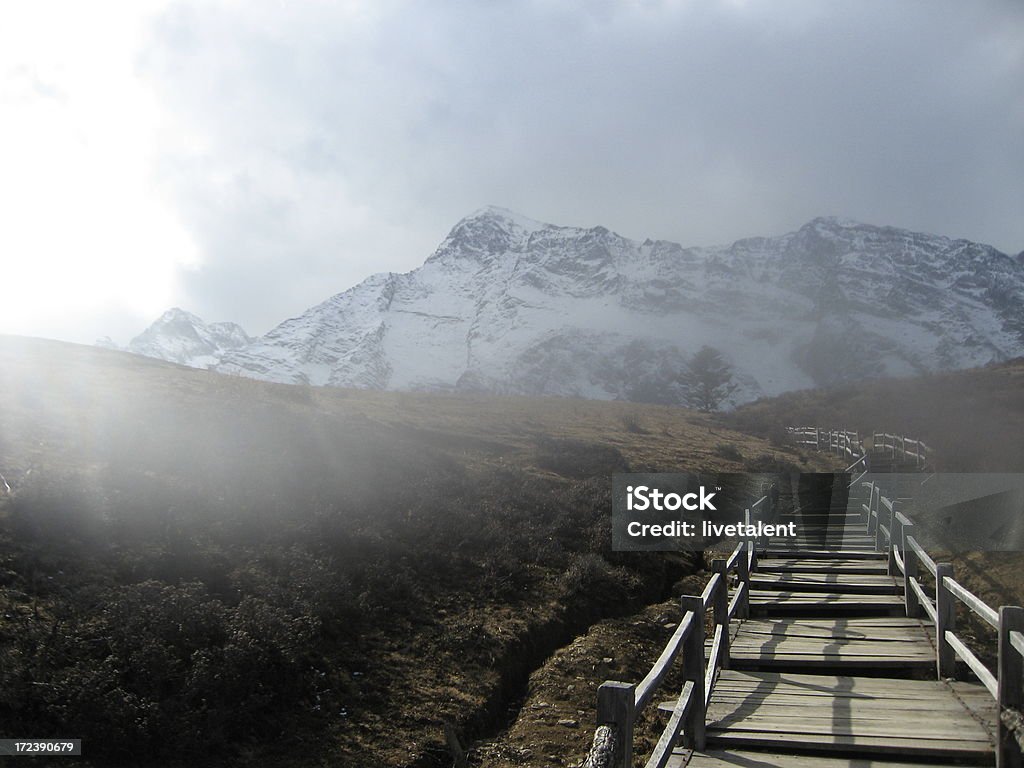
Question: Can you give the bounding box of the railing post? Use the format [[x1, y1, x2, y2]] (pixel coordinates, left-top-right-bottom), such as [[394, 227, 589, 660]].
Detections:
[[596, 681, 634, 768], [744, 508, 758, 573], [737, 542, 750, 619], [936, 563, 956, 678], [998, 606, 1024, 768], [874, 497, 887, 554], [680, 595, 706, 751], [887, 502, 900, 576], [713, 559, 730, 669], [866, 485, 877, 536], [861, 482, 873, 529], [902, 523, 921, 618]]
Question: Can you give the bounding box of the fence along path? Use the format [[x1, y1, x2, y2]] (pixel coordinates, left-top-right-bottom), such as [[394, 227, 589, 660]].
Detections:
[[582, 430, 1024, 768]]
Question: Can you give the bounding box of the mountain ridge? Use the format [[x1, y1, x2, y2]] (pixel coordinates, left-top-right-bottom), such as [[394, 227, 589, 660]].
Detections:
[[107, 210, 1024, 406]]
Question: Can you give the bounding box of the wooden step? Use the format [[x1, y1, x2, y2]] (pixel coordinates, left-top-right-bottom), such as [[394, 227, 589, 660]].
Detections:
[[756, 559, 889, 575], [750, 573, 901, 595], [695, 671, 993, 762], [719, 617, 934, 670], [669, 748, 984, 767], [749, 590, 907, 616], [765, 550, 884, 560]]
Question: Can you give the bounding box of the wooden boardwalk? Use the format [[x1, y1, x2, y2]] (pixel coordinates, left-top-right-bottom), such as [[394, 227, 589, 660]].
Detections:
[[583, 442, 1024, 768], [668, 492, 997, 767]]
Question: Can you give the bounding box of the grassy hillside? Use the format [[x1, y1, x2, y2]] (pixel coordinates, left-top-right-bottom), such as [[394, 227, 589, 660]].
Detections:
[[0, 336, 823, 767], [727, 359, 1024, 471]]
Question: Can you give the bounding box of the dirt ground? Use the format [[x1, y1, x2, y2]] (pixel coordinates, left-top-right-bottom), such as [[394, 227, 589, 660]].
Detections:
[[470, 570, 711, 768]]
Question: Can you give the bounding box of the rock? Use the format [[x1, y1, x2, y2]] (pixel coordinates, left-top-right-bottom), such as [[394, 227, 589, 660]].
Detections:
[[557, 719, 579, 728]]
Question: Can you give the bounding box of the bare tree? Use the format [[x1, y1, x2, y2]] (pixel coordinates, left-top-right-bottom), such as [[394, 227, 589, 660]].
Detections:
[[680, 346, 738, 412]]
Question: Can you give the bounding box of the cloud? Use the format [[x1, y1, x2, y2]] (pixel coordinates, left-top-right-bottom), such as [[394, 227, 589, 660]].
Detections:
[[0, 1, 199, 343], [11, 0, 1023, 341]]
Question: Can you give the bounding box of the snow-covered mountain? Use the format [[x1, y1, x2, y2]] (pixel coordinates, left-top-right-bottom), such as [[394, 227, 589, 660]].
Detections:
[[115, 308, 251, 368], [119, 209, 1024, 405]]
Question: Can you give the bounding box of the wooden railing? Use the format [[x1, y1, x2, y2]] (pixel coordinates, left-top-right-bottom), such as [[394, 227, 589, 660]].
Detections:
[[788, 426, 862, 461], [788, 426, 934, 481], [857, 478, 1024, 768], [793, 427, 1022, 766], [871, 432, 932, 469], [582, 488, 776, 768], [583, 432, 1023, 767], [788, 426, 869, 485]]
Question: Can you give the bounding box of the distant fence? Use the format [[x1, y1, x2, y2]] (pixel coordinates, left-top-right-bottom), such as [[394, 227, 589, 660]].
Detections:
[[787, 426, 934, 484], [869, 432, 932, 469]]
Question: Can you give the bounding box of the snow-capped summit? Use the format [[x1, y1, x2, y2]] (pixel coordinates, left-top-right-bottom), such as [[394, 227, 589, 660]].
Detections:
[[125, 308, 250, 369], [109, 210, 1024, 406]]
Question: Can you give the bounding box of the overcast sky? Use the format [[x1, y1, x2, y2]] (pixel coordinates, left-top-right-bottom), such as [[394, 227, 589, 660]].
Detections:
[[2, 0, 1022, 344]]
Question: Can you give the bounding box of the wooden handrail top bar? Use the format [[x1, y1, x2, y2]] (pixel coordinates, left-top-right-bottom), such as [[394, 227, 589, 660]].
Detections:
[[906, 536, 937, 576], [1011, 630, 1024, 660], [892, 546, 905, 574], [894, 509, 913, 527], [725, 541, 744, 571], [701, 573, 721, 609], [943, 576, 999, 629], [910, 577, 937, 623], [705, 626, 724, 704], [634, 611, 695, 712], [945, 631, 998, 698], [644, 681, 695, 768], [727, 582, 746, 619]]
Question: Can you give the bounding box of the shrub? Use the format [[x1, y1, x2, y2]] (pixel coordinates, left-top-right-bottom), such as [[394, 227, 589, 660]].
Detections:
[[713, 442, 743, 461], [535, 437, 629, 478]]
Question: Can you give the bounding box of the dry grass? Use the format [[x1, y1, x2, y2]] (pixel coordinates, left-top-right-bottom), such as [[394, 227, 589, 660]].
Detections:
[[0, 336, 836, 767]]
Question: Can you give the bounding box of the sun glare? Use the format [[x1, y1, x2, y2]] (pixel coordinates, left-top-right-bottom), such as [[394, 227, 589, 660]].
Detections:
[[0, 1, 197, 342]]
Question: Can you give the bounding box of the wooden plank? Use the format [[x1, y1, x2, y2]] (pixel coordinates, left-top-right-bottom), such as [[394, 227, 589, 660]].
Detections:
[[705, 730, 993, 758], [712, 669, 970, 694], [702, 671, 994, 757], [945, 631, 998, 698], [750, 573, 899, 584], [702, 695, 986, 712], [669, 748, 975, 768], [749, 591, 906, 615], [635, 612, 695, 711], [707, 715, 989, 739], [646, 681, 694, 768], [943, 576, 999, 628], [734, 617, 929, 636], [749, 590, 905, 603], [750, 574, 900, 594], [756, 562, 888, 575], [724, 655, 933, 669], [726, 642, 933, 656], [765, 550, 884, 560]]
